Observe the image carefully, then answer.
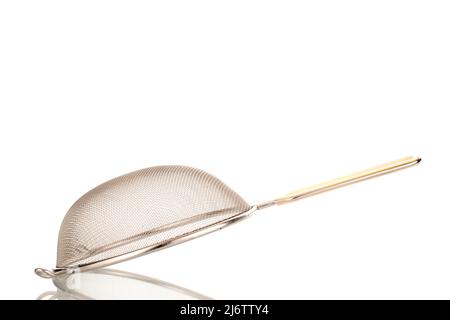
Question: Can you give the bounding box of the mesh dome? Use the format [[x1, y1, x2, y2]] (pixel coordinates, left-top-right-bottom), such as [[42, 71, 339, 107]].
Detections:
[[57, 166, 251, 268]]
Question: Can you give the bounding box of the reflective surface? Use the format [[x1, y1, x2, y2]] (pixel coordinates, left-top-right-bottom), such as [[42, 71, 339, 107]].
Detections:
[[37, 268, 211, 300]]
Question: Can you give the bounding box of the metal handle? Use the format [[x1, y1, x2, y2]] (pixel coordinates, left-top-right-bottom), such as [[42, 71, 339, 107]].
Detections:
[[257, 156, 421, 209]]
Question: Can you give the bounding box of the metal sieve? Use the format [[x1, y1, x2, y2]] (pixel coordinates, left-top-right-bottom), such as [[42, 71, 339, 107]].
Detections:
[[35, 156, 421, 278]]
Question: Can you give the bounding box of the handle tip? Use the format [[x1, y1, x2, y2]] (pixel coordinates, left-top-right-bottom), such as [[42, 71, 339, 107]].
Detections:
[[407, 155, 421, 166]]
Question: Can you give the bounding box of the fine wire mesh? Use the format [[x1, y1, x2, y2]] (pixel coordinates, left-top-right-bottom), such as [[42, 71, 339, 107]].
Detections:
[[57, 166, 251, 268]]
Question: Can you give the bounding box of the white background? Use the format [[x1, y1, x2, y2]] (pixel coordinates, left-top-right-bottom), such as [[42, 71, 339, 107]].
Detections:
[[0, 1, 449, 299]]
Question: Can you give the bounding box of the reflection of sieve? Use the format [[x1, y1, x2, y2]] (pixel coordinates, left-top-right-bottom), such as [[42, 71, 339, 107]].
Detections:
[[38, 268, 211, 300], [35, 156, 420, 278]]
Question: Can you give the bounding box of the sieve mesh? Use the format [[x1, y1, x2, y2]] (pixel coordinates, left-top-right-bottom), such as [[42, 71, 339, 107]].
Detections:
[[56, 166, 251, 268]]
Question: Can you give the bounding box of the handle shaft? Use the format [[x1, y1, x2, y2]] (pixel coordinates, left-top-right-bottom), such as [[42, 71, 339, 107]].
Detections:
[[272, 156, 421, 205]]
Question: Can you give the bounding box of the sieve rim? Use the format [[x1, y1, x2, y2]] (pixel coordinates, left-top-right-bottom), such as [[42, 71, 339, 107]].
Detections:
[[35, 205, 257, 278]]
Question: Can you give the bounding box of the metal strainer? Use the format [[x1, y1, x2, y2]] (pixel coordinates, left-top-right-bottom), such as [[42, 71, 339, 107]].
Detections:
[[35, 156, 421, 278]]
